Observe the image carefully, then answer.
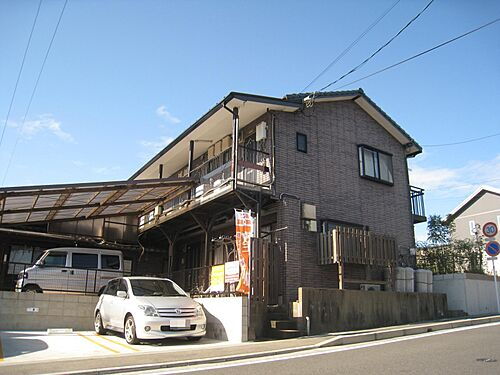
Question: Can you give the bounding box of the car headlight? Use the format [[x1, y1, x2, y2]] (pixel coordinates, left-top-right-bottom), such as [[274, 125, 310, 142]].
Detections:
[[195, 305, 204, 317], [138, 305, 159, 317]]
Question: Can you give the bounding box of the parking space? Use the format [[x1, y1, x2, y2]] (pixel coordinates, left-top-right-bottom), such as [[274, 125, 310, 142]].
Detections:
[[0, 330, 228, 364]]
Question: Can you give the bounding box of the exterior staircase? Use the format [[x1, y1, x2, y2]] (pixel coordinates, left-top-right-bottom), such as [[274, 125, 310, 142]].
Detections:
[[265, 305, 302, 339]]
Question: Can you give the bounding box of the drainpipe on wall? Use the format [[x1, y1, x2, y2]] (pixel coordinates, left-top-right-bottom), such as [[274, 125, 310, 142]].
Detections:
[[223, 104, 239, 191]]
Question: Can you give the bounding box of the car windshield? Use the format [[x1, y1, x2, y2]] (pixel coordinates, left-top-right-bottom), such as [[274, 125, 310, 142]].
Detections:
[[129, 279, 186, 297]]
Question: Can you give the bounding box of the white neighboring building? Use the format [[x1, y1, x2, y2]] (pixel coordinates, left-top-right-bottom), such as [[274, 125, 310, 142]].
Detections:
[[447, 186, 500, 275]]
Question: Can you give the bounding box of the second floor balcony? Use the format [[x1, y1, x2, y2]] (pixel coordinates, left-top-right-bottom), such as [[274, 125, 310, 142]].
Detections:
[[410, 186, 426, 224], [139, 144, 272, 230]]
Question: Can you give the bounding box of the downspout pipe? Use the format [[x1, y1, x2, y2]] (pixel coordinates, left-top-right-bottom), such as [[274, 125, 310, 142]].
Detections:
[[223, 104, 239, 191]]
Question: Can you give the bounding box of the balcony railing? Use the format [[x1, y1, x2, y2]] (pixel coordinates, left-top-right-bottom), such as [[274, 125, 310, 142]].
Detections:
[[410, 186, 426, 223], [139, 146, 271, 228], [318, 228, 397, 266]]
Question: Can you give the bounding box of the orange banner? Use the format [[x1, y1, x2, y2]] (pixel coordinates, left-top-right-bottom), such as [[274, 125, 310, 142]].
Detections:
[[235, 209, 254, 295]]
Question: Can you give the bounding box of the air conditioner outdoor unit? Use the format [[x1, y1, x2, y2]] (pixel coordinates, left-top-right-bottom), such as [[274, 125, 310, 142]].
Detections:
[[256, 122, 267, 141], [360, 284, 381, 291]]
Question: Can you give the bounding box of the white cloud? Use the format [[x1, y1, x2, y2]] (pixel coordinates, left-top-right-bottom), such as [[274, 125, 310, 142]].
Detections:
[[9, 114, 74, 143], [409, 154, 500, 198], [140, 136, 174, 153], [156, 105, 180, 124]]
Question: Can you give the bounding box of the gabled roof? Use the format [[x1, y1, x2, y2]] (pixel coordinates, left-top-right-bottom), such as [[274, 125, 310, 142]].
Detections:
[[447, 185, 500, 221], [284, 89, 422, 156], [130, 92, 301, 180], [130, 89, 422, 180]]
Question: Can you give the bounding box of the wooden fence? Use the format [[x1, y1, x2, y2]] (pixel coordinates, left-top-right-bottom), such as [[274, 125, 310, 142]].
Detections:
[[318, 228, 397, 266]]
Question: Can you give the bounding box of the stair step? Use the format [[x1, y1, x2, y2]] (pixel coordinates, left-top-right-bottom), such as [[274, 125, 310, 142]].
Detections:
[[270, 320, 298, 330], [267, 329, 302, 340]]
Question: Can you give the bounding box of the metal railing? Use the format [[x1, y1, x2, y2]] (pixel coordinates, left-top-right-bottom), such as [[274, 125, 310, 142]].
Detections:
[[139, 146, 272, 228], [410, 186, 425, 219], [168, 264, 240, 297], [0, 261, 127, 295], [237, 146, 271, 187]]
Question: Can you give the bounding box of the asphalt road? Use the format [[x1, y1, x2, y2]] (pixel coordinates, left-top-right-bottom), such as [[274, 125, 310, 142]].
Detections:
[[142, 324, 500, 375]]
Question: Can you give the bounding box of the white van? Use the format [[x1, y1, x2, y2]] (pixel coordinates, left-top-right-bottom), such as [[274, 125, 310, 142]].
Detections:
[[15, 247, 124, 294]]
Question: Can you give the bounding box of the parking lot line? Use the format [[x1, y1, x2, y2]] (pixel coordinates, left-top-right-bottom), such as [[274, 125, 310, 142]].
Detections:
[[96, 334, 141, 352], [77, 333, 120, 354]]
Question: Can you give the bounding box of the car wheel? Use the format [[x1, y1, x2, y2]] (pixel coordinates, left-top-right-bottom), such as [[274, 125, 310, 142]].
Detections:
[[124, 316, 139, 345], [23, 285, 41, 293], [187, 336, 202, 342], [95, 312, 106, 335]]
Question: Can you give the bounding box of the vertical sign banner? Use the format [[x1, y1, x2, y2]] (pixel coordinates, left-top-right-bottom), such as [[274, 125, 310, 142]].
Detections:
[[210, 264, 225, 293], [235, 209, 254, 295]]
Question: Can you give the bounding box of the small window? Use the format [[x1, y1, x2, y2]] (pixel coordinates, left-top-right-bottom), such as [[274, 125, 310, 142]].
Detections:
[[102, 255, 120, 270], [43, 251, 67, 267], [296, 133, 307, 153], [358, 145, 393, 184], [72, 253, 98, 269]]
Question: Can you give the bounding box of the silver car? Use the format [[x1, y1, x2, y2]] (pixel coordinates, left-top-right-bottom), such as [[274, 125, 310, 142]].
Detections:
[[94, 277, 206, 344]]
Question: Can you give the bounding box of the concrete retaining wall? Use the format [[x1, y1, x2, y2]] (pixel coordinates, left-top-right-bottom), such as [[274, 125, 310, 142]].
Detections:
[[293, 287, 448, 335], [195, 296, 248, 342], [433, 273, 500, 316], [0, 291, 98, 330]]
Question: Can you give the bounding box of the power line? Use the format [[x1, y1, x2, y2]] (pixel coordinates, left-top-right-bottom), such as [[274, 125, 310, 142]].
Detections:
[[0, 0, 43, 151], [300, 0, 401, 93], [422, 132, 500, 147], [334, 17, 500, 90], [319, 0, 435, 92], [2, 0, 69, 186]]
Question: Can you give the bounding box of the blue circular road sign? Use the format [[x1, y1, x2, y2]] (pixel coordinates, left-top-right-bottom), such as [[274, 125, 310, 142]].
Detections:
[[485, 241, 500, 257]]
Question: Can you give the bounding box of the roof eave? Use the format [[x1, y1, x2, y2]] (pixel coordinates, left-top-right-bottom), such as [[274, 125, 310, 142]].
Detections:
[[129, 92, 300, 180]]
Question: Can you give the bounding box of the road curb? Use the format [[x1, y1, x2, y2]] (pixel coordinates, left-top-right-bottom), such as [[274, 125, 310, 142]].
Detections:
[[36, 315, 500, 375]]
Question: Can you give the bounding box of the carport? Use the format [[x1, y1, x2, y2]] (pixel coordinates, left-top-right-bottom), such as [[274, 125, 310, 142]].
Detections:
[[0, 176, 195, 292]]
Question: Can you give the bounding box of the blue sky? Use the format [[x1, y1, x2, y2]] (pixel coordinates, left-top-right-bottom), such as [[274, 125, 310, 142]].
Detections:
[[1, 0, 499, 240]]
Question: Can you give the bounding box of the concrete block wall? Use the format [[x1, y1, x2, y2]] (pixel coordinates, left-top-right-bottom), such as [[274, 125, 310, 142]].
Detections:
[[433, 273, 500, 316], [272, 101, 415, 303], [195, 296, 248, 342], [294, 287, 448, 335], [0, 291, 98, 331]]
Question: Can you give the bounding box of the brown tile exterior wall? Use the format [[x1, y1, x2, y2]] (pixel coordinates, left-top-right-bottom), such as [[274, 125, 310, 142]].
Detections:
[[271, 100, 415, 303]]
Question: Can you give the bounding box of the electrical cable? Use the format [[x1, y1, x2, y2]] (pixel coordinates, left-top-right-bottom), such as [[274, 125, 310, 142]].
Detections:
[[422, 132, 500, 147], [300, 0, 401, 93], [333, 17, 500, 90], [319, 0, 435, 92], [0, 0, 43, 151], [2, 0, 69, 186]]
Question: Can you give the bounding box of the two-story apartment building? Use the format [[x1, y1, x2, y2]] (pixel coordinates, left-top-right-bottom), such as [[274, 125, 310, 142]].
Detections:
[[130, 89, 425, 304], [0, 88, 425, 308]]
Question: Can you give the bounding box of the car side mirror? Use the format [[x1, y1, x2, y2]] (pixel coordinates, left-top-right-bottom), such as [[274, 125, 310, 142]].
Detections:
[[116, 291, 127, 298]]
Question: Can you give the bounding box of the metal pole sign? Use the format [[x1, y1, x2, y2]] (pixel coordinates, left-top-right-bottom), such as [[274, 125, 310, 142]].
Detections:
[[483, 222, 498, 238], [485, 241, 500, 257], [487, 256, 500, 314]]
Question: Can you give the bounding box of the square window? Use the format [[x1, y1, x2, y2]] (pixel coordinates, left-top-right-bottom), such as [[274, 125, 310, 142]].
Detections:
[[358, 145, 393, 184], [296, 133, 307, 153]]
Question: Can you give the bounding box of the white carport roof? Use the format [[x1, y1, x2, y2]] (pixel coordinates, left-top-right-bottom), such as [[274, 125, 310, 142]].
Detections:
[[0, 177, 194, 225]]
